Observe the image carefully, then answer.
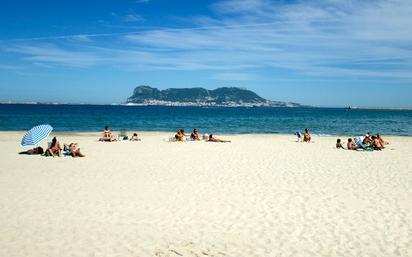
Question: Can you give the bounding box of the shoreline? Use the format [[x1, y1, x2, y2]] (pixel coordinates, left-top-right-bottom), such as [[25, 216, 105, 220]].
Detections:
[[1, 131, 412, 138]]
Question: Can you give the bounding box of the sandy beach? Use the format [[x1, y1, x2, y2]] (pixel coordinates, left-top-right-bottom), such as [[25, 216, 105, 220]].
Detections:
[[0, 132, 411, 257]]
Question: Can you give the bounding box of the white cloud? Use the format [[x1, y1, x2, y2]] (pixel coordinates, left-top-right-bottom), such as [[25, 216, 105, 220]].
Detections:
[[4, 0, 412, 79], [7, 45, 99, 67]]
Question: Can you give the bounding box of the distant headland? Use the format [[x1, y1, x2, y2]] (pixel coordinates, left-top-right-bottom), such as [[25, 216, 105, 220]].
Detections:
[[125, 85, 304, 107]]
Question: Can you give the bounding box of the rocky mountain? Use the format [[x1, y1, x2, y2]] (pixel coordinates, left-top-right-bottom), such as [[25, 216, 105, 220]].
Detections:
[[126, 85, 303, 107]]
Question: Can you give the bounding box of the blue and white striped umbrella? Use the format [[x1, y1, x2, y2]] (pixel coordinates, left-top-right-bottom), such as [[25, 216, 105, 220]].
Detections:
[[21, 124, 53, 146]]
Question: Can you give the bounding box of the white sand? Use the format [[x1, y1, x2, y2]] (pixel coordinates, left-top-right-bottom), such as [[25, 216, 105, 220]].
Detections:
[[0, 132, 411, 257]]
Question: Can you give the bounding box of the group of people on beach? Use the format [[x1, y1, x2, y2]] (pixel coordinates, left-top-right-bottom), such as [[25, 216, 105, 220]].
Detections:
[[99, 126, 141, 142], [20, 136, 86, 157], [20, 126, 389, 157], [295, 128, 388, 151], [174, 128, 231, 142], [99, 126, 231, 143], [295, 129, 312, 142], [336, 132, 388, 151]]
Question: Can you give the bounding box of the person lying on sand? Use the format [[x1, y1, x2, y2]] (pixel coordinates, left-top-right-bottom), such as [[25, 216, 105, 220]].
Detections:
[[208, 134, 231, 143], [130, 133, 141, 141], [347, 138, 357, 150], [336, 139, 344, 149], [19, 146, 44, 155], [372, 136, 384, 150], [190, 129, 200, 141], [65, 143, 86, 157], [47, 137, 62, 157], [175, 129, 186, 142], [99, 126, 117, 142], [303, 129, 311, 142]]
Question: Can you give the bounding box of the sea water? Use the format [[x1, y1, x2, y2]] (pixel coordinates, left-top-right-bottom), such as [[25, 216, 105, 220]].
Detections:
[[0, 104, 411, 136]]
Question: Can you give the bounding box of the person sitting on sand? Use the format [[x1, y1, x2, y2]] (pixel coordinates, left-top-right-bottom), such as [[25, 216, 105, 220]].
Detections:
[[303, 129, 311, 142], [363, 133, 373, 145], [65, 143, 86, 157], [372, 136, 384, 150], [47, 137, 62, 157], [347, 138, 357, 150], [377, 133, 388, 145], [295, 132, 302, 142], [336, 139, 344, 149], [100, 126, 117, 142], [130, 133, 141, 141], [175, 129, 186, 142], [19, 146, 44, 155], [104, 126, 111, 137], [190, 129, 200, 141], [208, 134, 231, 143]]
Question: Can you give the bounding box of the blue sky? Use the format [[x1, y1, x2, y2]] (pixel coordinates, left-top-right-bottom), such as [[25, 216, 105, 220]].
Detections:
[[0, 0, 411, 107]]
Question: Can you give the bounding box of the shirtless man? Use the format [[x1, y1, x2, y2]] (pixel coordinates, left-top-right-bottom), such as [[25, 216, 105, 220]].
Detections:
[[336, 139, 344, 149], [347, 138, 357, 150]]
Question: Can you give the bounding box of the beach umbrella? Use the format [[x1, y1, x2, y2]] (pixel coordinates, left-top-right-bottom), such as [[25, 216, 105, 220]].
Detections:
[[21, 124, 53, 146]]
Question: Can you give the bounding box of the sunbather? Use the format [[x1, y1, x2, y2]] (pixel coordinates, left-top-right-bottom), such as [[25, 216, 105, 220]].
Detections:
[[208, 134, 231, 143], [19, 146, 44, 155], [190, 129, 200, 141], [65, 143, 85, 157], [295, 132, 302, 142], [130, 133, 141, 141], [336, 139, 344, 149], [362, 133, 372, 144], [303, 129, 311, 142], [100, 126, 117, 142], [47, 137, 62, 157], [175, 129, 186, 142], [347, 138, 357, 150], [372, 136, 384, 150]]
